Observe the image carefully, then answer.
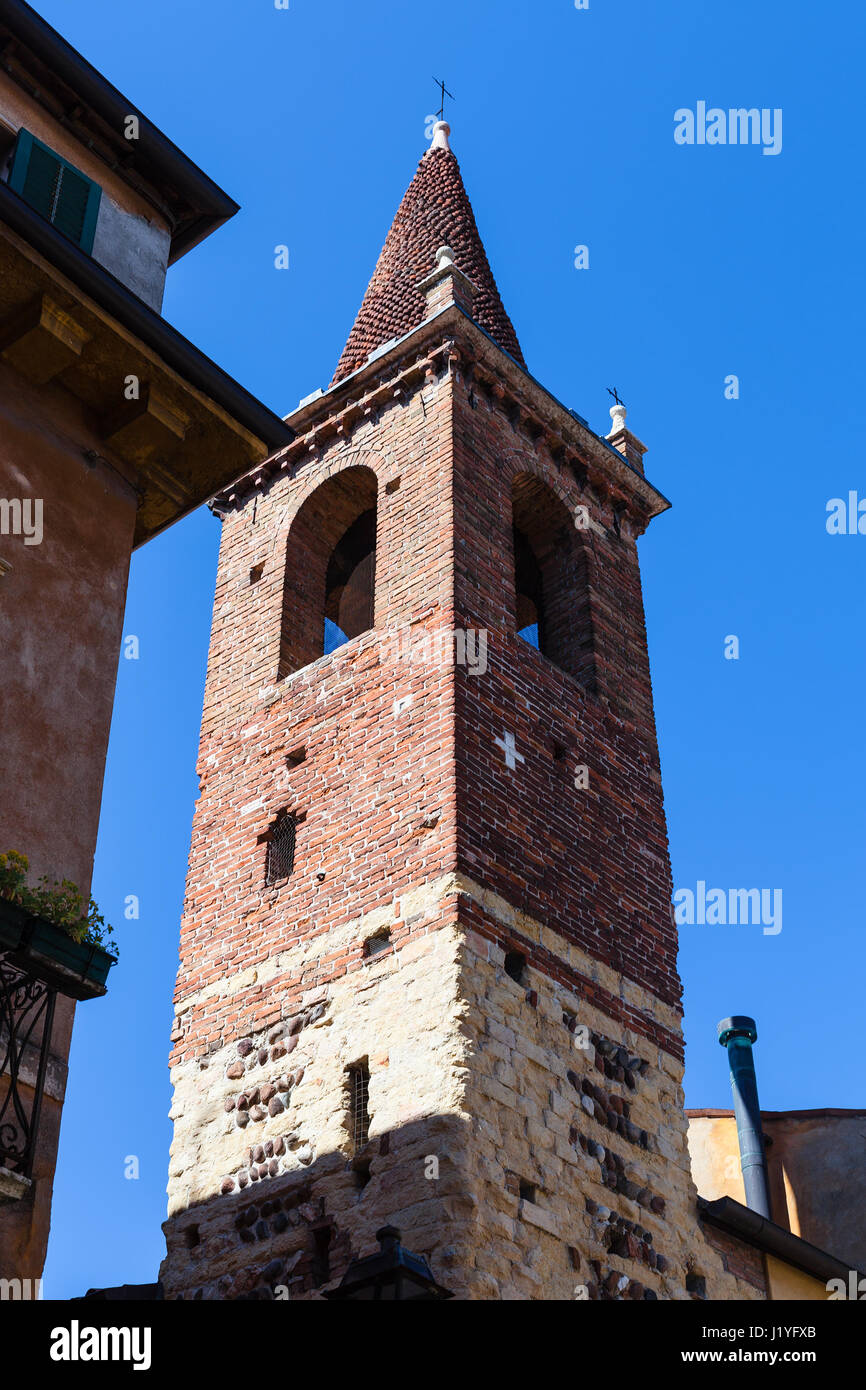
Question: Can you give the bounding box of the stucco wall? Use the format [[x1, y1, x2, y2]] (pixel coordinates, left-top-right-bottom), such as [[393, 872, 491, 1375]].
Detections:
[[0, 357, 137, 1278], [765, 1256, 828, 1302], [90, 193, 171, 311], [687, 1110, 866, 1278], [0, 360, 137, 888]]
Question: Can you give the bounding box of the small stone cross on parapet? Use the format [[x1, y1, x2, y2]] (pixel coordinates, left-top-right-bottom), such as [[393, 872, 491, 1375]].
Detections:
[[495, 731, 525, 771]]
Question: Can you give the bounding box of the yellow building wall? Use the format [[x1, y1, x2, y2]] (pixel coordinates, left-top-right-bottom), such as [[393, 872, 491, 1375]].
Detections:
[[688, 1110, 866, 1300], [765, 1256, 828, 1301]]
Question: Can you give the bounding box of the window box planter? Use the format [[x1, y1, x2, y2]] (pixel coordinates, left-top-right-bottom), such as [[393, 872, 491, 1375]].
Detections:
[[0, 898, 116, 1001], [0, 897, 30, 953]]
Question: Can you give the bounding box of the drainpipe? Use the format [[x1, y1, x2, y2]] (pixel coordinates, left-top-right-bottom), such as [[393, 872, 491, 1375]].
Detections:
[[717, 1016, 772, 1220]]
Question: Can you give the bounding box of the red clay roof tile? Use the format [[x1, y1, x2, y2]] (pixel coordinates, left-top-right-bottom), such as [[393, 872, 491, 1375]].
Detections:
[[330, 144, 525, 386]]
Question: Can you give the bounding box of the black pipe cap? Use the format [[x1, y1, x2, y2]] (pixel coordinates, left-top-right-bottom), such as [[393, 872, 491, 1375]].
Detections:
[[717, 1016, 758, 1047]]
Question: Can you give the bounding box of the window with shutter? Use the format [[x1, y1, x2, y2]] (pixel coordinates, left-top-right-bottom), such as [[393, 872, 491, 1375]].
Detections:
[[8, 131, 101, 255]]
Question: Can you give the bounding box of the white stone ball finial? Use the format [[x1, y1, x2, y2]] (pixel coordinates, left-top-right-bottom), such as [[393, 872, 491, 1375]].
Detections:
[[435, 245, 455, 270], [609, 403, 627, 435], [431, 120, 451, 151]]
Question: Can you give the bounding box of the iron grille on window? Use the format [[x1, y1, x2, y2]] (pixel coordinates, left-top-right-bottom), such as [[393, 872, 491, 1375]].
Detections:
[[265, 812, 296, 885], [347, 1061, 370, 1154]]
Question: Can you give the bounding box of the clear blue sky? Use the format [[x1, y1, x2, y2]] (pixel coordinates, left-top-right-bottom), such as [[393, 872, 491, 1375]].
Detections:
[[38, 0, 864, 1297]]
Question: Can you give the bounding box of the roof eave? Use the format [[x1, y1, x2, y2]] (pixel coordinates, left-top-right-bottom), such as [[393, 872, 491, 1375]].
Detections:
[[0, 0, 239, 259], [0, 179, 293, 547], [698, 1195, 865, 1287]]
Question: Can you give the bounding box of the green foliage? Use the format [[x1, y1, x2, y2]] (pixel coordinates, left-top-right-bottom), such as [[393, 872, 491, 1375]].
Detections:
[[0, 849, 28, 899], [0, 851, 117, 955]]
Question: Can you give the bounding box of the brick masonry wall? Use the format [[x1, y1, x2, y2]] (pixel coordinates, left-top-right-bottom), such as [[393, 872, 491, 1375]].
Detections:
[[450, 363, 677, 1010], [161, 335, 757, 1300], [702, 1224, 768, 1293]]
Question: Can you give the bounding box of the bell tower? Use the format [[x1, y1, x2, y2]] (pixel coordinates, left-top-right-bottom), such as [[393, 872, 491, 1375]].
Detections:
[[160, 122, 756, 1301]]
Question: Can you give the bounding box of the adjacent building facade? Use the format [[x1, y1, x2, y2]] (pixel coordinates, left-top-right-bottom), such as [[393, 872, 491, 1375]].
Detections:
[[689, 1108, 866, 1300], [0, 0, 291, 1281]]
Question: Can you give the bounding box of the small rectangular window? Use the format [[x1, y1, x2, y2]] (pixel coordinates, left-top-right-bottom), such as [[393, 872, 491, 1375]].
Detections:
[[346, 1060, 370, 1155], [312, 1226, 332, 1287], [9, 130, 102, 254], [265, 812, 296, 885], [504, 950, 527, 984], [363, 929, 390, 959]]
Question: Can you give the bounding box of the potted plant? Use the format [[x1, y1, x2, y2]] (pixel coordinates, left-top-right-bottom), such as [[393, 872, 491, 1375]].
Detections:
[[0, 851, 117, 999], [0, 851, 33, 951]]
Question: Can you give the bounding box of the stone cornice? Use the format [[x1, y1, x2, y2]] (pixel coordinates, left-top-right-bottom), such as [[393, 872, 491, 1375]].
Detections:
[[212, 304, 671, 536]]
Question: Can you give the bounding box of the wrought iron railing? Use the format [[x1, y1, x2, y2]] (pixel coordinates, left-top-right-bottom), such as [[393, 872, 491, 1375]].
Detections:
[[0, 955, 56, 1179]]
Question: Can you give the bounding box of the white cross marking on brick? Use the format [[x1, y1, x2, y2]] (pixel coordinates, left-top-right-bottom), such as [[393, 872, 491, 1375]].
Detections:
[[495, 731, 525, 771]]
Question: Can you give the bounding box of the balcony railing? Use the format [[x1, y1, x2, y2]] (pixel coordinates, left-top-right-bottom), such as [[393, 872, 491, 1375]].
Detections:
[[0, 900, 116, 1195], [0, 956, 56, 1183]]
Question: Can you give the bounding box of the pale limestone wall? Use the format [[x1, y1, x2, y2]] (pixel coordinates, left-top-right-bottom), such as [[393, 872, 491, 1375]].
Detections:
[[453, 885, 761, 1302], [161, 873, 760, 1300], [161, 885, 477, 1299]]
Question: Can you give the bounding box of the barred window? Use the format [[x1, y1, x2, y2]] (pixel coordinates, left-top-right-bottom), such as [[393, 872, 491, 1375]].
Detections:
[[346, 1060, 370, 1155], [265, 812, 296, 885]]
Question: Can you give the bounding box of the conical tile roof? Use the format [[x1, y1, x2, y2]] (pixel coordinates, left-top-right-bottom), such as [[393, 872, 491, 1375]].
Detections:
[[331, 127, 524, 385]]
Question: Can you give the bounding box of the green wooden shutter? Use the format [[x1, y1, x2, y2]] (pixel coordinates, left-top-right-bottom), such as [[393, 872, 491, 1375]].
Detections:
[[52, 165, 94, 246], [13, 133, 61, 221], [9, 130, 102, 255]]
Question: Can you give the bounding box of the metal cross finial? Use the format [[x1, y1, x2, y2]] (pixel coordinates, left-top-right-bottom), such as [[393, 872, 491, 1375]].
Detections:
[[607, 386, 625, 407], [433, 77, 455, 121]]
